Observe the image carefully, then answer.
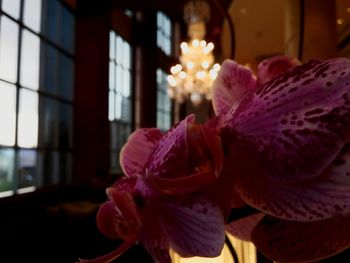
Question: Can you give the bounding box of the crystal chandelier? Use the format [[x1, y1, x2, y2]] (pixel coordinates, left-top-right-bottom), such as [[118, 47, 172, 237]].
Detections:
[[167, 0, 221, 105]]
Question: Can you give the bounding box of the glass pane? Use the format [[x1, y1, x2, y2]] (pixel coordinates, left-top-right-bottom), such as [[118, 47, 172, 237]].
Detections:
[[157, 111, 162, 130], [121, 97, 131, 122], [0, 149, 15, 193], [109, 91, 115, 121], [61, 7, 75, 53], [0, 16, 19, 83], [115, 94, 122, 120], [20, 30, 40, 90], [58, 103, 73, 149], [0, 81, 16, 146], [58, 54, 74, 100], [23, 0, 42, 33], [109, 61, 115, 90], [164, 16, 171, 37], [18, 89, 39, 148], [38, 97, 58, 148], [43, 0, 60, 44], [110, 151, 118, 169], [110, 122, 117, 150], [1, 0, 21, 19], [41, 44, 58, 94], [157, 30, 162, 50], [123, 41, 131, 69], [157, 12, 162, 28], [116, 64, 123, 93], [157, 91, 162, 110], [41, 150, 59, 184], [122, 69, 130, 97], [109, 31, 115, 60], [116, 36, 123, 63], [18, 149, 37, 189]]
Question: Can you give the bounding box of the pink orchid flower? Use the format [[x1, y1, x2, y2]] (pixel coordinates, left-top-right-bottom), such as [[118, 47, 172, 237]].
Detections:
[[80, 115, 225, 263], [213, 56, 350, 262]]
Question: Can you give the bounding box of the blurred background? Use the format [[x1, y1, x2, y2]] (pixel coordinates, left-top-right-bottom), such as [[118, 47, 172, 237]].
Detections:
[[0, 0, 349, 262]]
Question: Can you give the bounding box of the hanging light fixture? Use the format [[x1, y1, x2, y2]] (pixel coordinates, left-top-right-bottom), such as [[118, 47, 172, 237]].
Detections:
[[167, 0, 221, 105]]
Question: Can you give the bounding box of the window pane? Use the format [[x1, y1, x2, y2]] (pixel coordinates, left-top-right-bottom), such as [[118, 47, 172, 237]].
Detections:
[[23, 0, 42, 33], [61, 7, 74, 53], [121, 97, 131, 122], [1, 0, 21, 19], [20, 30, 40, 90], [116, 36, 123, 63], [41, 44, 58, 94], [18, 89, 38, 148], [18, 149, 37, 189], [39, 97, 58, 148], [110, 122, 117, 150], [0, 149, 15, 193], [43, 0, 60, 44], [109, 61, 115, 90], [122, 69, 130, 97], [116, 64, 123, 93], [109, 31, 115, 60], [58, 103, 73, 149], [42, 151, 59, 184], [0, 81, 16, 146], [109, 91, 115, 121], [115, 94, 122, 120], [123, 42, 131, 69], [58, 54, 74, 100], [0, 16, 19, 83]]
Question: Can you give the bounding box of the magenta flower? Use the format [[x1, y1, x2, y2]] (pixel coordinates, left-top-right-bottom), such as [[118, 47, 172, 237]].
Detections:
[[213, 56, 350, 262], [80, 115, 226, 263]]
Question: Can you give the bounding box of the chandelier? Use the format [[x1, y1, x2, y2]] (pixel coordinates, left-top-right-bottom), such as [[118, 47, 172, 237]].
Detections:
[[167, 0, 221, 105]]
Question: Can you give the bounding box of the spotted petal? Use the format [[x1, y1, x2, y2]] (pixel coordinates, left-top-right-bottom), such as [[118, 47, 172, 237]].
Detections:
[[145, 115, 195, 179], [140, 207, 172, 263], [234, 145, 350, 221], [226, 58, 350, 183], [120, 128, 163, 177], [252, 215, 350, 263], [257, 55, 300, 87], [158, 196, 225, 257], [212, 60, 257, 116], [226, 213, 265, 241]]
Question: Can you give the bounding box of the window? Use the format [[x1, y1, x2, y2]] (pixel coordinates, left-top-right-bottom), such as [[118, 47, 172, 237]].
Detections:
[[109, 31, 133, 172], [0, 0, 75, 197], [157, 69, 172, 131], [157, 11, 172, 56]]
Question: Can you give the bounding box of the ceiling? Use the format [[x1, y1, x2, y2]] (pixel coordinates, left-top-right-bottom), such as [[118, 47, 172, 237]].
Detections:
[[221, 0, 350, 70]]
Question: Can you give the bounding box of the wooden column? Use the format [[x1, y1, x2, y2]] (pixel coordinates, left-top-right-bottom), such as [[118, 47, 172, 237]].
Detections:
[[73, 13, 110, 185], [135, 11, 158, 128], [285, 0, 337, 61]]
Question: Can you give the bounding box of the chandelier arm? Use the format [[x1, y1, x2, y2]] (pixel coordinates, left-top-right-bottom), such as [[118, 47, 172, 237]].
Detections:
[[209, 0, 236, 59]]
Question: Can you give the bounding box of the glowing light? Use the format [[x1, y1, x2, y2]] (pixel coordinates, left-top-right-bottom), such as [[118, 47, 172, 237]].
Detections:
[[337, 18, 344, 25]]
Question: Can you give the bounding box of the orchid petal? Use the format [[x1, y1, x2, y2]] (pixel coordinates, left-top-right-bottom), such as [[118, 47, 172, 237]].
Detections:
[[96, 178, 142, 240], [120, 128, 163, 177], [96, 201, 122, 240], [226, 213, 265, 241], [106, 187, 142, 232], [159, 196, 225, 257], [201, 125, 223, 177], [145, 115, 195, 179], [212, 60, 257, 116], [145, 170, 217, 195], [257, 55, 300, 87], [140, 207, 172, 263], [227, 58, 350, 183], [252, 215, 350, 263], [234, 145, 350, 221]]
